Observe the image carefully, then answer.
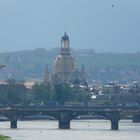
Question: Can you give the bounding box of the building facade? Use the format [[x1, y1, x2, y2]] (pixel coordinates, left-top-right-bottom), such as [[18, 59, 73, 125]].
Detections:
[[52, 33, 75, 84]]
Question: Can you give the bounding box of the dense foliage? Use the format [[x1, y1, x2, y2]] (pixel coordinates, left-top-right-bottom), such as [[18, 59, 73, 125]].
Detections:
[[0, 84, 27, 106], [0, 135, 10, 140], [31, 82, 55, 105], [31, 83, 90, 105]]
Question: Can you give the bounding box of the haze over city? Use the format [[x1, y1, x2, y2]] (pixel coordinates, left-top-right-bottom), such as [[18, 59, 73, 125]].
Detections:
[[0, 0, 140, 53]]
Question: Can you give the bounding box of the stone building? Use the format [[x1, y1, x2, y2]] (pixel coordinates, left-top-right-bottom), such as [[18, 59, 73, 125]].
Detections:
[[43, 33, 88, 87], [52, 33, 75, 84]]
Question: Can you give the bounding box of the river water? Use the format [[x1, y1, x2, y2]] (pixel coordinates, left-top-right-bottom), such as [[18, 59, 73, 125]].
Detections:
[[0, 120, 140, 140]]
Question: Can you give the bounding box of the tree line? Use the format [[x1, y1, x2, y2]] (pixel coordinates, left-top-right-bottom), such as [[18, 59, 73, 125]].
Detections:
[[0, 82, 90, 106]]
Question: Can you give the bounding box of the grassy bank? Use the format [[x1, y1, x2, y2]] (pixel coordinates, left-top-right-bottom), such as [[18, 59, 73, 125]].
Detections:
[[0, 135, 10, 140]]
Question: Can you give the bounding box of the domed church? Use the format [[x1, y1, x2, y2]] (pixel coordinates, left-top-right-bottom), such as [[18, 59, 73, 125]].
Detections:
[[52, 33, 75, 84]]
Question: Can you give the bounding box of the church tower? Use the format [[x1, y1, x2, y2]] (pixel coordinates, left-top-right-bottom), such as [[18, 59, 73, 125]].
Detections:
[[60, 32, 70, 55], [44, 64, 50, 83], [53, 33, 75, 84]]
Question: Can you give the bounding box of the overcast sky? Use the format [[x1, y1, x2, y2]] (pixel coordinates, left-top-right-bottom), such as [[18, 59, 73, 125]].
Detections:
[[0, 0, 140, 53]]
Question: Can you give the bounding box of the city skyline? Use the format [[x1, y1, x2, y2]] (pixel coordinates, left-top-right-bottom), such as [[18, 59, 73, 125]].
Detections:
[[0, 0, 140, 53]]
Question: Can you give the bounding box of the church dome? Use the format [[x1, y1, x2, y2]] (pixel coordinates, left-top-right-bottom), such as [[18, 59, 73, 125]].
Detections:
[[54, 54, 74, 73], [53, 33, 75, 83]]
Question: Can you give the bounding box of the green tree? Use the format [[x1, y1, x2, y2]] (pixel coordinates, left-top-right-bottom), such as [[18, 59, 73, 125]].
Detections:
[[71, 86, 90, 103], [32, 82, 54, 104], [3, 85, 26, 105], [54, 83, 71, 105]]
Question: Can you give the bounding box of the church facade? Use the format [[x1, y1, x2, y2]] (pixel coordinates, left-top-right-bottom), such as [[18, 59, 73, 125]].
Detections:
[[44, 33, 87, 86], [52, 33, 75, 84]]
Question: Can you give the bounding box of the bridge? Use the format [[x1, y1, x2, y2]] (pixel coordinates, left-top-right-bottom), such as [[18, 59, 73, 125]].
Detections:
[[0, 106, 140, 130]]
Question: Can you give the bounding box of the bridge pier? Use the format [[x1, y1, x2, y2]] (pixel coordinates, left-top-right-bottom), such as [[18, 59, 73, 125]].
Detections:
[[59, 120, 70, 129], [58, 111, 72, 129], [9, 115, 18, 129], [110, 111, 120, 130], [111, 120, 119, 130], [10, 120, 17, 129], [132, 115, 140, 123]]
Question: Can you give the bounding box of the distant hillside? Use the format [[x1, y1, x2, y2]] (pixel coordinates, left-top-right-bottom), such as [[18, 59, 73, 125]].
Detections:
[[77, 53, 140, 67], [0, 48, 140, 83], [76, 53, 140, 83], [0, 48, 56, 80]]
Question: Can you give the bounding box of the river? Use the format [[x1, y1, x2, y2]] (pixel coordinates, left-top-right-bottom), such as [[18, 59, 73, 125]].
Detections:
[[0, 120, 140, 140]]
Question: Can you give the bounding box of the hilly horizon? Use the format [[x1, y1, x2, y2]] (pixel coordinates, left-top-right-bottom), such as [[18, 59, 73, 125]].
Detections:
[[0, 48, 140, 83]]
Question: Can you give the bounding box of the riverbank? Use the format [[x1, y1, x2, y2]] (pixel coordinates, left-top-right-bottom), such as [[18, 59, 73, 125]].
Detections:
[[0, 135, 10, 140]]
